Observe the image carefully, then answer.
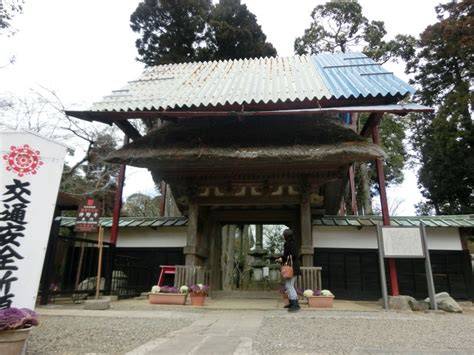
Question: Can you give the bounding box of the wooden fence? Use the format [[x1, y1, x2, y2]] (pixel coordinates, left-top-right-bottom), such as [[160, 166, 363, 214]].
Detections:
[[296, 267, 322, 291], [173, 265, 210, 288]]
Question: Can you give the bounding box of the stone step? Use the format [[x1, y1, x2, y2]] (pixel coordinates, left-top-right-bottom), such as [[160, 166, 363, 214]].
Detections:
[[211, 290, 281, 299]]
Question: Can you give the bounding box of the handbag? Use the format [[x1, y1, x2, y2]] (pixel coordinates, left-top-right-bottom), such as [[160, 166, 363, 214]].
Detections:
[[280, 255, 294, 279]]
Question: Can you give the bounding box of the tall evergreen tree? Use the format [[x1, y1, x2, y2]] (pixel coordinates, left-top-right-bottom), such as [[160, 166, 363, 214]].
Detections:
[[130, 0, 212, 66], [0, 0, 23, 35], [295, 1, 412, 214], [207, 0, 276, 60], [130, 0, 277, 66], [407, 0, 473, 214], [294, 0, 415, 63]]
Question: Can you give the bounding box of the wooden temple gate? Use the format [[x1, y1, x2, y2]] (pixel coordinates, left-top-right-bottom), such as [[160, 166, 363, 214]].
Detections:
[[66, 53, 433, 295]]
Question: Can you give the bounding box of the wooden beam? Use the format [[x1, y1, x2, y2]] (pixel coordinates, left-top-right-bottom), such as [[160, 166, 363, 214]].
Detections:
[[65, 101, 432, 123], [360, 112, 384, 137], [113, 120, 142, 140], [194, 195, 301, 206], [210, 209, 298, 223]]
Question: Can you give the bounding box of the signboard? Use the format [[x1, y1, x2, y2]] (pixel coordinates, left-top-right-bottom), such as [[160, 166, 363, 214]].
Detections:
[[74, 199, 100, 233], [380, 227, 424, 258], [0, 130, 68, 309], [376, 225, 437, 311]]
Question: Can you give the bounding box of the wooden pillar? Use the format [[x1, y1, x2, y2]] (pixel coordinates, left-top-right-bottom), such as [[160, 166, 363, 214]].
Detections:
[[300, 192, 313, 266], [159, 181, 166, 217], [255, 225, 263, 249], [349, 164, 358, 215], [184, 203, 198, 266], [372, 124, 399, 296], [183, 203, 208, 266], [207, 215, 221, 291], [110, 135, 129, 245]]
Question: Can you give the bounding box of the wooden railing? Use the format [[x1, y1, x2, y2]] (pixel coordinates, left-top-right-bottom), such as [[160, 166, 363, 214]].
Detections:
[[295, 267, 322, 291], [173, 265, 210, 288]]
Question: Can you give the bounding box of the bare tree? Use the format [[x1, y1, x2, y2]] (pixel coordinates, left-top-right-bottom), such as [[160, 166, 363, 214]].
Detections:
[[0, 87, 124, 214]]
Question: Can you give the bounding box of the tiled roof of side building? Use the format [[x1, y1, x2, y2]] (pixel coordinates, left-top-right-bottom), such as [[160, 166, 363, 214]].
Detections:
[[313, 215, 474, 228], [58, 215, 474, 229]]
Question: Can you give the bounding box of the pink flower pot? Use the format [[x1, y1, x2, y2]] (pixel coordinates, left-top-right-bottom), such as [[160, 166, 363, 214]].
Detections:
[[0, 328, 31, 355], [149, 293, 187, 305], [307, 296, 334, 308], [190, 293, 206, 306]]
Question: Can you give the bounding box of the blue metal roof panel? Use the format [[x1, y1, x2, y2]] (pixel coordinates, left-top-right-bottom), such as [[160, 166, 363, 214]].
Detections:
[[312, 53, 415, 100]]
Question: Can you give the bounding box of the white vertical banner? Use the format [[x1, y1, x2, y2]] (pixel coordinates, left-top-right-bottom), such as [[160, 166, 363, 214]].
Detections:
[[0, 130, 69, 309]]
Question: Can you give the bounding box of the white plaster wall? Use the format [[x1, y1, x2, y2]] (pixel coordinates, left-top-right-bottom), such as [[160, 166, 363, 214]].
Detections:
[[313, 226, 462, 251], [84, 227, 187, 248]]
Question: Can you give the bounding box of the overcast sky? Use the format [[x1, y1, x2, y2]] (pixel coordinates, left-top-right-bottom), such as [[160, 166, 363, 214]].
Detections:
[[0, 0, 445, 215]]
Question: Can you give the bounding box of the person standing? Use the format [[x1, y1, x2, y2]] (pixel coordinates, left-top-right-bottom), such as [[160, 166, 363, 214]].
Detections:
[[277, 228, 301, 312]]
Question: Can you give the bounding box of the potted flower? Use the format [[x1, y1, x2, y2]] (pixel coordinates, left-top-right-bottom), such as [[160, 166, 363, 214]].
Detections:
[[188, 284, 209, 306], [148, 285, 188, 305], [0, 307, 39, 355], [304, 289, 335, 308]]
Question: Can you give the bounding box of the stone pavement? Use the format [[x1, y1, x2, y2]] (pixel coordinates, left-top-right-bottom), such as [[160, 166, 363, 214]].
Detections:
[[120, 299, 378, 354], [125, 310, 263, 355]]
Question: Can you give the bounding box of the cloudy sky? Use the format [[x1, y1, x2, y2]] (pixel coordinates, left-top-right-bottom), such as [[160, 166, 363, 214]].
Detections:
[[0, 0, 445, 215]]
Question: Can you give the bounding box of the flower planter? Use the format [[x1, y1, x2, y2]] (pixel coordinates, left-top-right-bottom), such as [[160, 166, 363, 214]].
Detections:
[[0, 328, 31, 355], [307, 296, 334, 308], [190, 293, 206, 306], [149, 293, 187, 305]]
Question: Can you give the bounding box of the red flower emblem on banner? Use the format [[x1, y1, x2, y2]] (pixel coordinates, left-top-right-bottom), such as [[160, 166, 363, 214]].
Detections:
[[3, 144, 44, 177]]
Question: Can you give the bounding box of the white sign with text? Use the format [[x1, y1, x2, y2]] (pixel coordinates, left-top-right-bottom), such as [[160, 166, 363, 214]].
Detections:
[[0, 131, 68, 309], [381, 227, 425, 258]]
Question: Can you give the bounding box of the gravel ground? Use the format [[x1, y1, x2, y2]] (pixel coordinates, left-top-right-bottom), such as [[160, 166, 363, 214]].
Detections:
[[254, 310, 474, 354], [26, 314, 192, 354], [26, 300, 474, 354]]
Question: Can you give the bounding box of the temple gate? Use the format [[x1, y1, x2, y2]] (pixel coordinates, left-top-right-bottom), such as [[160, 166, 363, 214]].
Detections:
[[67, 53, 432, 293]]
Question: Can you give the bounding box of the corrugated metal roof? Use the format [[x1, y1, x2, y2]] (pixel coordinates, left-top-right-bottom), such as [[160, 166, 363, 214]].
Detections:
[[313, 215, 474, 228], [90, 53, 415, 112], [57, 215, 474, 229], [312, 54, 414, 99]]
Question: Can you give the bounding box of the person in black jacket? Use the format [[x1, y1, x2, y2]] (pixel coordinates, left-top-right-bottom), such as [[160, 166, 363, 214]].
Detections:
[[277, 228, 301, 312]]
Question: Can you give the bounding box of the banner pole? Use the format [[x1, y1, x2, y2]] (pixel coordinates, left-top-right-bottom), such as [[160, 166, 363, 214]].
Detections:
[[421, 223, 438, 310], [376, 225, 389, 309], [74, 233, 87, 289], [96, 226, 104, 299]]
